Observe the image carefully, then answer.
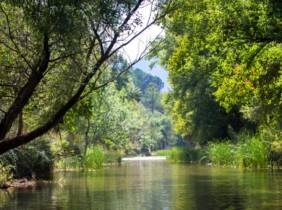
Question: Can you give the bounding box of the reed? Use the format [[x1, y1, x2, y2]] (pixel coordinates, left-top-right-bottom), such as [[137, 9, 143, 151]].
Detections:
[[208, 134, 269, 168], [154, 147, 207, 163]]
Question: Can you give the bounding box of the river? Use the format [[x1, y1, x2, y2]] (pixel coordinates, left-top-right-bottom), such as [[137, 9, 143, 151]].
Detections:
[[0, 161, 282, 210]]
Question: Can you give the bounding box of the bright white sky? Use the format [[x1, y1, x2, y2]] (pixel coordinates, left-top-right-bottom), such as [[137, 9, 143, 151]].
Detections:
[[121, 1, 170, 92]]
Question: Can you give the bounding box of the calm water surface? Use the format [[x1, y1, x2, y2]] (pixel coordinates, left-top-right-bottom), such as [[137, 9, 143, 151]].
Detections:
[[0, 161, 282, 210]]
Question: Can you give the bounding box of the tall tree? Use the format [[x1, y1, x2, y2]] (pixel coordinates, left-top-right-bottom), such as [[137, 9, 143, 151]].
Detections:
[[151, 0, 281, 143], [0, 0, 174, 154]]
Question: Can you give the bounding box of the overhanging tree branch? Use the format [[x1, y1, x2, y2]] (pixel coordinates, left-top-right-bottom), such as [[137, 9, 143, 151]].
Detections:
[[0, 33, 50, 140], [0, 0, 173, 154]]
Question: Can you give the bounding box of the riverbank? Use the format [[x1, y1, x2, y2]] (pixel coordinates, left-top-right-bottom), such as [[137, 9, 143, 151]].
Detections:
[[154, 137, 282, 169], [122, 156, 166, 161], [0, 178, 36, 189]]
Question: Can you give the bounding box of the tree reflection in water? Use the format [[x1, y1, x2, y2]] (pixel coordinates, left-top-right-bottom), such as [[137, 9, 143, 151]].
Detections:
[[0, 163, 282, 210]]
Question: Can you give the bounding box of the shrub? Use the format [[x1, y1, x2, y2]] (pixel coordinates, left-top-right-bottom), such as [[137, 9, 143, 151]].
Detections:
[[0, 139, 53, 179], [84, 146, 104, 169], [104, 150, 124, 164], [0, 162, 12, 186]]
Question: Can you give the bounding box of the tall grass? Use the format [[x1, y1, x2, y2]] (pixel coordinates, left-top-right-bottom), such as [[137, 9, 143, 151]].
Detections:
[[84, 146, 104, 169], [55, 146, 125, 170], [55, 146, 105, 170], [154, 147, 207, 163], [55, 157, 82, 170], [208, 142, 237, 166], [208, 134, 269, 168]]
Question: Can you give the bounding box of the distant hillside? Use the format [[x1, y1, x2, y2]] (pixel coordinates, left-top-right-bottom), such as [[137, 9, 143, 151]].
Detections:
[[131, 68, 164, 93]]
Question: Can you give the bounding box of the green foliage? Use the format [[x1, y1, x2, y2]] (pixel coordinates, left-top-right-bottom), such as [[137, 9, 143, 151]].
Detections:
[[270, 140, 282, 167], [130, 68, 164, 112], [237, 136, 268, 168], [208, 142, 237, 166], [0, 0, 176, 177], [0, 162, 12, 186], [0, 139, 53, 179], [131, 68, 164, 94], [104, 150, 124, 164], [84, 146, 104, 170], [48, 64, 177, 171], [154, 147, 207, 163], [0, 0, 169, 156], [60, 65, 177, 162], [55, 157, 82, 170], [208, 134, 269, 168], [151, 0, 281, 146]]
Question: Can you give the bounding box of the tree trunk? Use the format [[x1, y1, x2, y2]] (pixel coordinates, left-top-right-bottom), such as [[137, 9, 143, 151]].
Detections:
[[0, 35, 50, 140], [0, 59, 104, 155], [83, 118, 91, 167], [17, 112, 23, 137]]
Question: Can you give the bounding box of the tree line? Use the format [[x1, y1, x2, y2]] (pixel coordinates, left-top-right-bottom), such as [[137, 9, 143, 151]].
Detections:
[[151, 0, 281, 145]]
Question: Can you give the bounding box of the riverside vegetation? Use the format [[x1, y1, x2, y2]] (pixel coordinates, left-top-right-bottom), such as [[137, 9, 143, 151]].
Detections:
[[0, 66, 178, 184], [151, 0, 282, 168], [0, 0, 281, 188], [0, 0, 177, 186], [156, 129, 282, 169]]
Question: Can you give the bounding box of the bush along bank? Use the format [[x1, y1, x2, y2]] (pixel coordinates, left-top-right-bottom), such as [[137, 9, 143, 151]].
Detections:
[[155, 131, 282, 169], [0, 143, 124, 189], [154, 147, 208, 164], [0, 138, 53, 189], [55, 145, 124, 171], [208, 130, 282, 169]]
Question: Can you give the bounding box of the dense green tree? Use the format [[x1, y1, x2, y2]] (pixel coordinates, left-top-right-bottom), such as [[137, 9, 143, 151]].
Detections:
[[152, 0, 281, 144], [0, 0, 174, 154], [131, 68, 164, 93], [52, 64, 176, 165]]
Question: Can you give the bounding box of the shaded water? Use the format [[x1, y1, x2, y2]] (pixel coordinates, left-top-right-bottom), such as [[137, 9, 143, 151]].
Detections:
[[0, 161, 282, 210]]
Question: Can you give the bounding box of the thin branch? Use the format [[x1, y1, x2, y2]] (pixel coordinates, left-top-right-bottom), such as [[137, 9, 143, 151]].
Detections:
[[108, 14, 165, 58], [246, 42, 271, 69], [79, 67, 105, 100], [0, 33, 50, 140], [90, 23, 104, 55], [49, 52, 79, 63], [0, 5, 33, 70], [86, 38, 96, 65], [104, 0, 145, 56], [93, 53, 146, 91]]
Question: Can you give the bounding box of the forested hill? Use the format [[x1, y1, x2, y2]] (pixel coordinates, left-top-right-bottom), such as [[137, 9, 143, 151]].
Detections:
[[131, 68, 164, 93]]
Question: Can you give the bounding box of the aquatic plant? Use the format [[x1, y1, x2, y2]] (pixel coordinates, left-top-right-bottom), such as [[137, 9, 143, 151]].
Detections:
[[208, 142, 237, 166], [208, 134, 269, 168]]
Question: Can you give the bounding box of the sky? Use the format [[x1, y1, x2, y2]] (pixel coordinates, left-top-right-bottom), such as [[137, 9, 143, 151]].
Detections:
[[121, 1, 170, 92]]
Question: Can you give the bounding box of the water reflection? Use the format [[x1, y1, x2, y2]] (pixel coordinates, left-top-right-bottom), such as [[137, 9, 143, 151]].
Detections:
[[0, 162, 282, 210]]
